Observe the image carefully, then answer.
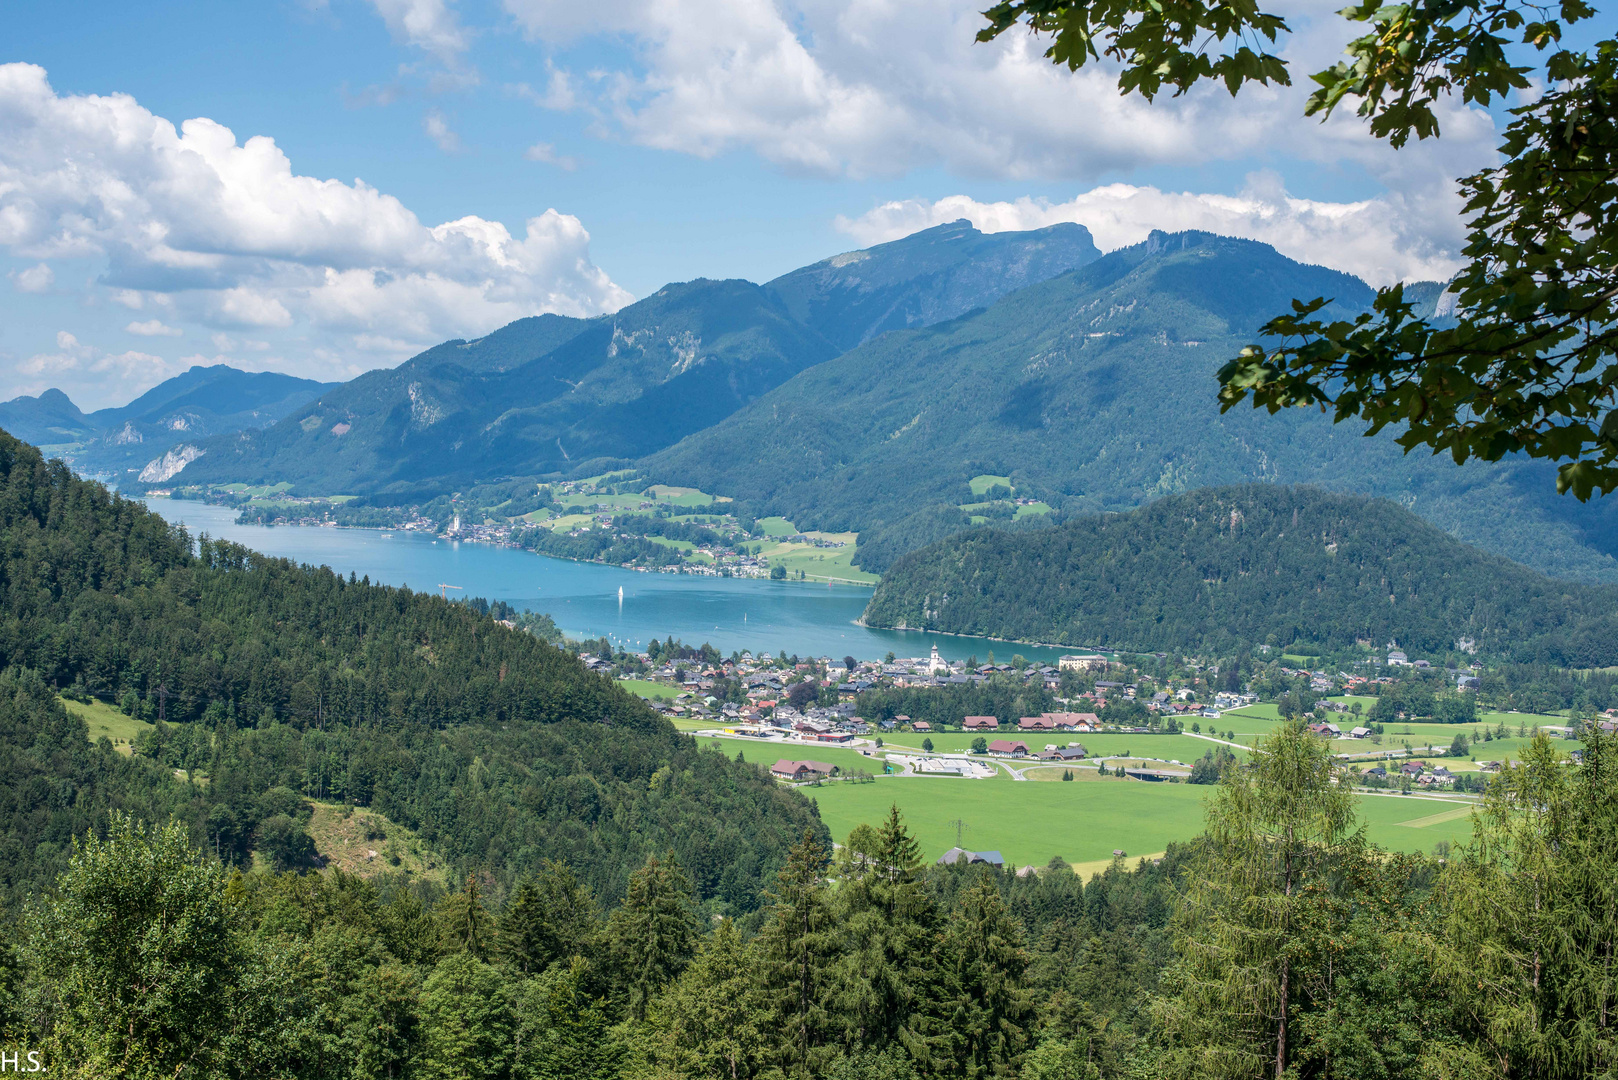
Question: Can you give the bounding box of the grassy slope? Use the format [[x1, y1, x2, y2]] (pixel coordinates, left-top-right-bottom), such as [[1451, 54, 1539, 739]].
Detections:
[[61, 697, 152, 755], [304, 802, 449, 885]]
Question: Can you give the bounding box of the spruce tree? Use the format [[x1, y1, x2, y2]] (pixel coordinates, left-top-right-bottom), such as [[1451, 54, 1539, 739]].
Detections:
[[1153, 721, 1363, 1079], [499, 861, 598, 976], [830, 805, 940, 1059], [935, 874, 1036, 1078], [1431, 730, 1618, 1076], [757, 829, 838, 1078], [435, 873, 493, 961], [606, 854, 698, 1021], [646, 919, 769, 1080]]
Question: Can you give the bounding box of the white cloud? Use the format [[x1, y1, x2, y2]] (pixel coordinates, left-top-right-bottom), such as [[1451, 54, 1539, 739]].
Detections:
[[0, 63, 630, 401], [501, 0, 1498, 193], [368, 0, 468, 60], [125, 319, 183, 337], [423, 109, 462, 152], [524, 142, 578, 170], [16, 331, 176, 407], [837, 176, 1465, 286], [10, 262, 52, 292], [508, 65, 577, 111]]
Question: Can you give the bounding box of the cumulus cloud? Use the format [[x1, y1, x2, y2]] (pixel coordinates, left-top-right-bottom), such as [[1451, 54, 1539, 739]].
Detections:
[[10, 262, 53, 292], [837, 176, 1465, 286], [501, 0, 1498, 190], [0, 63, 630, 400], [125, 319, 183, 337], [15, 330, 175, 405]]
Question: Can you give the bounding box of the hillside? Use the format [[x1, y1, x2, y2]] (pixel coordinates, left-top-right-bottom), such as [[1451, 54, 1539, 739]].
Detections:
[[646, 231, 1618, 583], [764, 219, 1101, 351], [0, 365, 335, 480], [0, 427, 821, 909], [862, 485, 1618, 664]]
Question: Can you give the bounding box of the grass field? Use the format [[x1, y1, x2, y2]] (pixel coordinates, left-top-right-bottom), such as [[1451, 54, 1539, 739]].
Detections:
[[810, 773, 1480, 869], [1014, 502, 1052, 519], [754, 516, 799, 536], [756, 539, 878, 584], [618, 678, 681, 701], [61, 697, 152, 753], [969, 475, 1012, 495]]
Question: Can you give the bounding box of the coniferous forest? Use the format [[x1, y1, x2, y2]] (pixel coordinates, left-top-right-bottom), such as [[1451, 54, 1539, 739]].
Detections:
[[864, 485, 1618, 664]]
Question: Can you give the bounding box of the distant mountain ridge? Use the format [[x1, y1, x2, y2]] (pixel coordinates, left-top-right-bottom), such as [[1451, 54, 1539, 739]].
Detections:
[[0, 365, 337, 480], [862, 485, 1618, 665], [156, 221, 1105, 494]]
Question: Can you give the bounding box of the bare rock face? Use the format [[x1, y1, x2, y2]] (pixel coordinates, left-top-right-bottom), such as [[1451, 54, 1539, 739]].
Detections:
[[139, 444, 204, 483]]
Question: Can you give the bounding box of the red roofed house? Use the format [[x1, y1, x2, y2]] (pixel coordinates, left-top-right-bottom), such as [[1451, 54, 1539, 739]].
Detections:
[[963, 716, 1000, 731], [1045, 711, 1100, 731], [912, 721, 933, 732], [1018, 716, 1056, 732], [987, 739, 1030, 757]]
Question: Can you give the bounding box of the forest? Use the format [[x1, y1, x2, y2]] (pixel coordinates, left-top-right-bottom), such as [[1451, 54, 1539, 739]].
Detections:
[[3, 723, 1612, 1079], [0, 429, 818, 911], [863, 485, 1618, 665]]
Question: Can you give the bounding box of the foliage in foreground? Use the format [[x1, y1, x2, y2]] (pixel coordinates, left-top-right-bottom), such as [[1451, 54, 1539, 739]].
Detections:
[[4, 724, 1615, 1079]]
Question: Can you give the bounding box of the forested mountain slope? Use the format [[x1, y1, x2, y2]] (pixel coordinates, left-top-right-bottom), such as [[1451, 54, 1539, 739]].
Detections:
[[764, 219, 1101, 351], [177, 280, 836, 493], [153, 223, 1107, 496], [862, 485, 1618, 664], [647, 231, 1618, 583], [0, 427, 820, 909]]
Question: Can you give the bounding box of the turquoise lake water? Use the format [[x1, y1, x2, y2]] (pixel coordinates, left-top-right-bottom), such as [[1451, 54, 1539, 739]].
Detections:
[[144, 499, 1074, 664]]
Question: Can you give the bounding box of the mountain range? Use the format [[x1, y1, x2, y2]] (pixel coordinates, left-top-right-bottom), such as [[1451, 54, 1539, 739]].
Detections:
[[166, 220, 1103, 495], [0, 365, 335, 481], [862, 484, 1618, 665], [6, 219, 1618, 585]]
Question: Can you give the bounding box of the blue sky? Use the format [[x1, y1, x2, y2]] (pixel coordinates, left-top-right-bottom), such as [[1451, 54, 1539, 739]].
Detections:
[[2, 0, 1502, 409]]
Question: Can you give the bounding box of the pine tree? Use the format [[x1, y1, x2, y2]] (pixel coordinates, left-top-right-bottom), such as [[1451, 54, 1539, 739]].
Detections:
[[435, 873, 493, 961], [934, 874, 1036, 1078], [606, 854, 698, 1021], [757, 829, 838, 1079], [1152, 721, 1364, 1079], [1430, 730, 1618, 1076], [646, 919, 769, 1080]]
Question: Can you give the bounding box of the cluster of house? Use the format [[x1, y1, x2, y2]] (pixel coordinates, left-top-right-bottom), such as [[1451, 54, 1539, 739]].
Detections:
[[1362, 760, 1459, 786], [977, 739, 1088, 760], [1305, 720, 1375, 739]]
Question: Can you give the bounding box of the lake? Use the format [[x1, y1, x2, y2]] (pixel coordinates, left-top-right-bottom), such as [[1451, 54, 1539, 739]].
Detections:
[[144, 499, 1076, 664]]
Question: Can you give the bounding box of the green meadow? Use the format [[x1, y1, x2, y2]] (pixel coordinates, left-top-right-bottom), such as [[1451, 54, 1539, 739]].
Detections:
[[61, 697, 151, 754], [809, 772, 1478, 869]]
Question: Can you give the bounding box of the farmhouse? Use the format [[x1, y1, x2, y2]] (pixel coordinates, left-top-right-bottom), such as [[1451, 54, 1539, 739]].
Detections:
[[1037, 745, 1087, 761], [1018, 716, 1056, 732], [963, 716, 1000, 731], [986, 739, 1029, 758], [771, 760, 840, 782]]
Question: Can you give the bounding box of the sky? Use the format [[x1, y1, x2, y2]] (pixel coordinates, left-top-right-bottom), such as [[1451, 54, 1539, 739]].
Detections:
[[1, 0, 1506, 411]]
